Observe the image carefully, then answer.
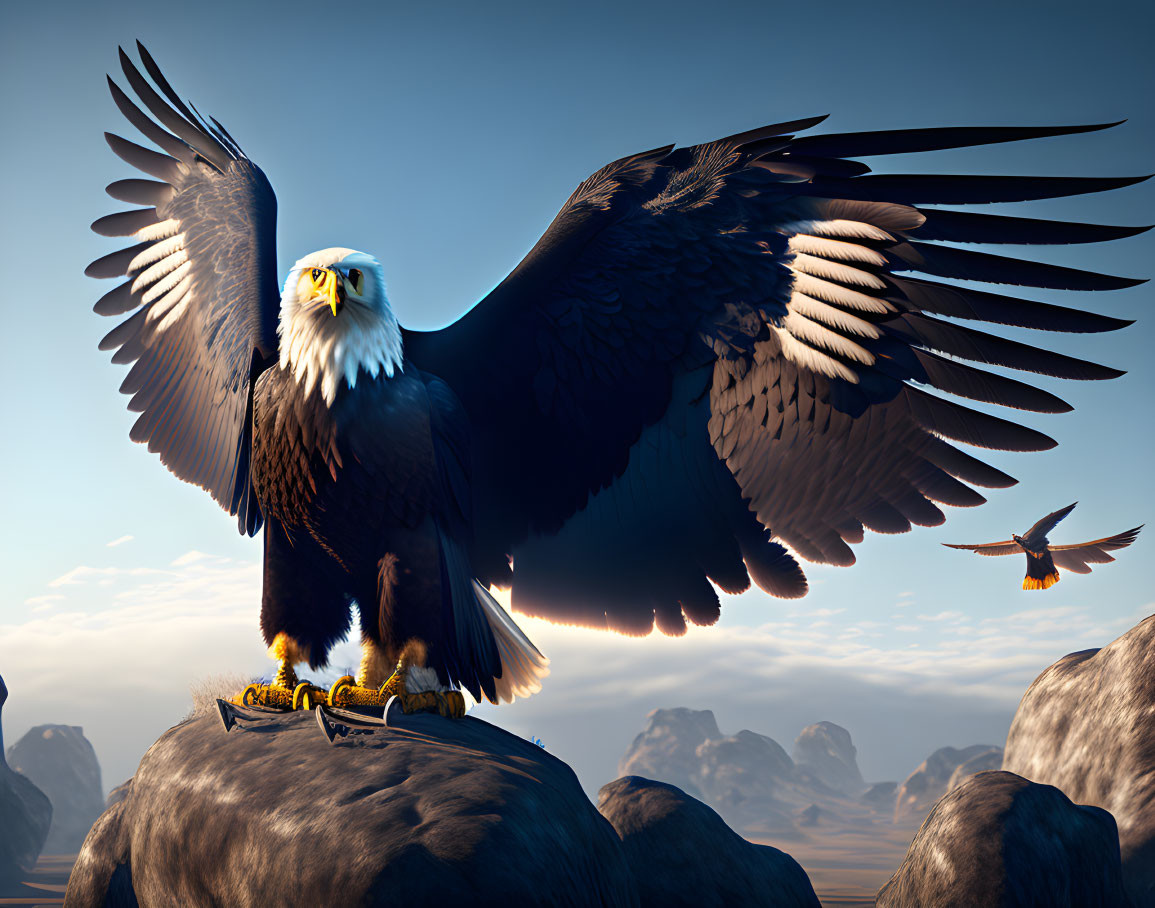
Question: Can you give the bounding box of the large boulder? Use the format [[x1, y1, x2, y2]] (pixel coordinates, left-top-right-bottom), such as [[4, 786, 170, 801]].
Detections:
[[1003, 614, 1155, 906], [598, 776, 819, 908], [7, 724, 103, 853], [66, 707, 639, 907], [877, 771, 1128, 907], [791, 722, 865, 795], [618, 708, 722, 799], [893, 744, 1000, 823], [0, 676, 52, 885]]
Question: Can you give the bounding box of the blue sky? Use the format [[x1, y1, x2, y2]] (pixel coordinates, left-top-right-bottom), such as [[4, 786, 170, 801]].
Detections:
[[0, 0, 1152, 793]]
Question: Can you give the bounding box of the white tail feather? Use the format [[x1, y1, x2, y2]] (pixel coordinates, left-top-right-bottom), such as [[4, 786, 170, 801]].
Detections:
[[472, 581, 550, 703]]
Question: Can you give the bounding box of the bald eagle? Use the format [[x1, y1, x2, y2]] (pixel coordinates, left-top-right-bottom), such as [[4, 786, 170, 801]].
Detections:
[[89, 44, 1145, 711], [944, 503, 1142, 590]]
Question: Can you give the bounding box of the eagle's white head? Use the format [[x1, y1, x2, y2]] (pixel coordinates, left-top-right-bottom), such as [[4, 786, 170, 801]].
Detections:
[[278, 247, 404, 405]]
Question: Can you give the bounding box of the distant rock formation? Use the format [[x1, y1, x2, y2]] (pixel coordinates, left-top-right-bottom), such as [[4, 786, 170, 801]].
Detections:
[[945, 747, 1003, 794], [791, 722, 865, 795], [692, 730, 798, 832], [877, 771, 1128, 907], [6, 724, 103, 853], [69, 707, 816, 906], [598, 776, 820, 907], [860, 781, 897, 812], [618, 707, 722, 799], [0, 676, 52, 885], [618, 710, 879, 838], [893, 744, 1000, 823], [1003, 614, 1155, 906]]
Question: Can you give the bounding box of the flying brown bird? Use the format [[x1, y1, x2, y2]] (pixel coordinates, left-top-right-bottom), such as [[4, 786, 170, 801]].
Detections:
[[943, 503, 1141, 590]]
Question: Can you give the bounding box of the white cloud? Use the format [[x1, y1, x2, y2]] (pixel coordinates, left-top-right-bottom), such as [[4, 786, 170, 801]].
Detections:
[[171, 551, 209, 567], [105, 535, 134, 548], [24, 594, 65, 613]]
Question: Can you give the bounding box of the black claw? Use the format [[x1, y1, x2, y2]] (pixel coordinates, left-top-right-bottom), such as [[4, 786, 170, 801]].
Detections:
[[216, 698, 239, 733], [315, 705, 389, 745]]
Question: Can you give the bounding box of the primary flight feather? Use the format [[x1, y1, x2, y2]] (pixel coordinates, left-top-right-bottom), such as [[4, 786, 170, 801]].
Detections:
[[88, 43, 1146, 708]]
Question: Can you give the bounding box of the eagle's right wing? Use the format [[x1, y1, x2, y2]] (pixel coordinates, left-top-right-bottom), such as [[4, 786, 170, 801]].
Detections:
[[1049, 526, 1143, 573], [942, 541, 1021, 557], [87, 44, 280, 535]]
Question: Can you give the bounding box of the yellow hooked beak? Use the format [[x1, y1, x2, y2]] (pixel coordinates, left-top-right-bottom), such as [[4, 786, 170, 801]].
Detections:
[[300, 267, 344, 316], [318, 269, 342, 316]]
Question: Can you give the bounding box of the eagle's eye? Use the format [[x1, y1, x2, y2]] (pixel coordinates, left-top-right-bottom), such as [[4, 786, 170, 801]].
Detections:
[[311, 268, 324, 283], [346, 268, 364, 296]]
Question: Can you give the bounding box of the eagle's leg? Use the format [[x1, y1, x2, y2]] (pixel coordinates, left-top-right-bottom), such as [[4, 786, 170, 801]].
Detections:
[[329, 639, 465, 718], [234, 632, 326, 710]]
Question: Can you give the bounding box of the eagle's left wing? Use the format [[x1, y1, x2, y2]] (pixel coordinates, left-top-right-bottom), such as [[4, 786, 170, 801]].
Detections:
[[88, 44, 281, 535], [405, 118, 1144, 635], [1049, 526, 1143, 573]]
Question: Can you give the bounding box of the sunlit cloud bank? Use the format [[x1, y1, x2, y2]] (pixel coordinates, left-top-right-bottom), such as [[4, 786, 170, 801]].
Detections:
[[1, 550, 1149, 794]]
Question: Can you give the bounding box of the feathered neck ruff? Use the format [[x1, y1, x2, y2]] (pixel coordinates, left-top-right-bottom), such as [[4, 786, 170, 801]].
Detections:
[[277, 248, 404, 405]]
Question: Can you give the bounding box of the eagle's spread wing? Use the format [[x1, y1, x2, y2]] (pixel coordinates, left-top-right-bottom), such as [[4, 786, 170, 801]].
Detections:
[[941, 541, 1021, 557], [406, 119, 1144, 634], [1020, 501, 1078, 547], [1049, 526, 1143, 574], [88, 44, 280, 535]]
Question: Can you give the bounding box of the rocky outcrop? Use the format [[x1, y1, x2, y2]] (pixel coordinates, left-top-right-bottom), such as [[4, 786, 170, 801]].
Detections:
[[598, 776, 819, 908], [1003, 614, 1155, 906], [0, 676, 52, 885], [692, 730, 797, 831], [860, 781, 897, 812], [618, 708, 722, 799], [619, 710, 880, 837], [877, 771, 1128, 907], [791, 722, 865, 795], [893, 744, 1000, 823], [7, 724, 103, 853], [72, 707, 791, 906], [946, 747, 1003, 794]]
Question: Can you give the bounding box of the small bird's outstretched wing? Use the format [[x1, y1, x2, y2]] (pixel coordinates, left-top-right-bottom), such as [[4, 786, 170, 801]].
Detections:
[[406, 114, 1145, 634], [87, 44, 280, 535], [941, 540, 1021, 557], [1020, 502, 1078, 547], [1049, 526, 1143, 573]]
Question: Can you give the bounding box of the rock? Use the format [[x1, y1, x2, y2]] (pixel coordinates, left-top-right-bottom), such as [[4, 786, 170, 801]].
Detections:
[[0, 676, 52, 885], [945, 747, 1003, 793], [6, 724, 103, 853], [697, 730, 795, 787], [791, 722, 865, 795], [877, 770, 1128, 908], [1003, 614, 1155, 906], [860, 781, 897, 811], [618, 708, 722, 799], [598, 776, 820, 908], [893, 744, 999, 823], [104, 781, 132, 810], [67, 708, 638, 907], [692, 729, 795, 825]]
